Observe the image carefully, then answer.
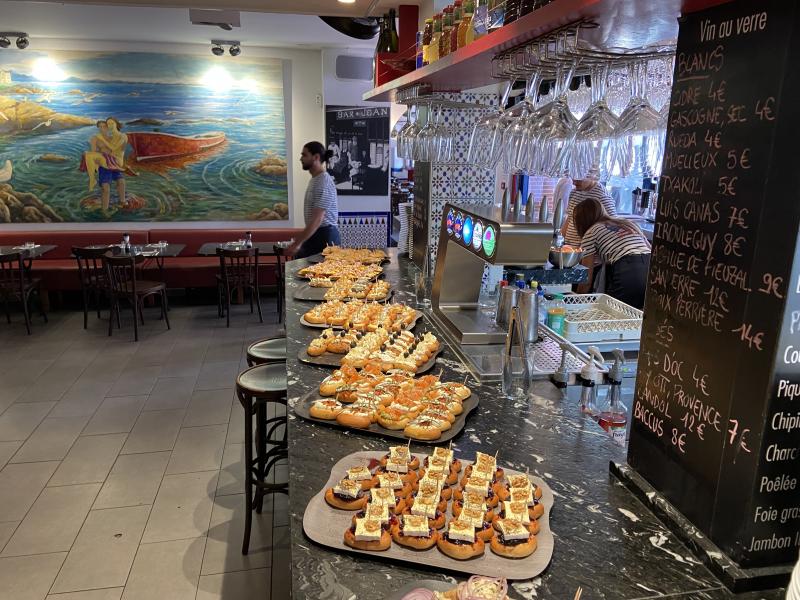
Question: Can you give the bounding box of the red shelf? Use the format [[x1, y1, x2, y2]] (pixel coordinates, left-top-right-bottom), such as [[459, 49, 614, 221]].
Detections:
[[363, 0, 682, 103]]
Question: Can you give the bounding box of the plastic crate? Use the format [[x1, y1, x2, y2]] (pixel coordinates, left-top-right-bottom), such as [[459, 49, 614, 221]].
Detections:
[[558, 294, 643, 343]]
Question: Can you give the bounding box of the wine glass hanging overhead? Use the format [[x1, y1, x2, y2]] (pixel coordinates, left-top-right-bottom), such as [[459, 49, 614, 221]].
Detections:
[[392, 20, 675, 179]]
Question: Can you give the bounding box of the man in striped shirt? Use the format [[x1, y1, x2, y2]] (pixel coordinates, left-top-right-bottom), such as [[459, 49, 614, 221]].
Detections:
[[561, 178, 617, 247], [288, 141, 341, 259]]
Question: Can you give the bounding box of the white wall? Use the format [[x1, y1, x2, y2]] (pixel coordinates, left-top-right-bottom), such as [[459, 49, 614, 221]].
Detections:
[[321, 48, 391, 214], [2, 38, 323, 230]]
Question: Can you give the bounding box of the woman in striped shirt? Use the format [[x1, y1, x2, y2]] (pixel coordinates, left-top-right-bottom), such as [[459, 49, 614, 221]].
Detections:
[[574, 198, 651, 309], [562, 177, 617, 247]]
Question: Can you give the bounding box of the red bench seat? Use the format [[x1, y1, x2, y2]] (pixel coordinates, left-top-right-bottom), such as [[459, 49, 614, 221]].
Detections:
[[0, 228, 301, 292]]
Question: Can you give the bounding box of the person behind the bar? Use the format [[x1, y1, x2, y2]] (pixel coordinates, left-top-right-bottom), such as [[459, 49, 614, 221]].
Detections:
[[573, 198, 651, 309], [561, 175, 617, 247], [287, 141, 340, 259]]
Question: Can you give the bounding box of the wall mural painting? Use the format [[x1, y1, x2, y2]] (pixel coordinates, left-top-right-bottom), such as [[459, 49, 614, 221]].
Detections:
[[0, 51, 289, 222]]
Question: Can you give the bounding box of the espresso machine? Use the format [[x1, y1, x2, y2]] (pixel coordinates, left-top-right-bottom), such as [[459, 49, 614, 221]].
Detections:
[[429, 201, 594, 381]]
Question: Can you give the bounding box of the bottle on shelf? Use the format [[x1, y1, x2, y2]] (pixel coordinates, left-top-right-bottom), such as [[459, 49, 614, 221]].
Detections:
[[469, 0, 488, 42], [387, 8, 399, 53], [429, 13, 443, 63], [578, 346, 603, 416], [422, 17, 434, 65], [459, 0, 474, 48], [597, 349, 628, 445], [488, 0, 504, 31], [416, 30, 424, 69], [375, 15, 389, 54], [439, 5, 454, 58], [545, 293, 566, 334], [514, 273, 526, 290], [450, 1, 463, 54], [536, 283, 547, 324]]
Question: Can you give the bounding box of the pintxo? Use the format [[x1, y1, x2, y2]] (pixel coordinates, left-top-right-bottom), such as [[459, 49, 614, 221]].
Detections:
[[626, 0, 799, 589]]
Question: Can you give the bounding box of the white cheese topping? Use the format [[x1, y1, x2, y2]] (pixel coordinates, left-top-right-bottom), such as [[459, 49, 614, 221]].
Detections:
[[410, 496, 438, 519], [377, 473, 403, 490], [333, 479, 360, 499], [354, 518, 383, 542], [448, 520, 476, 543], [503, 500, 530, 523], [346, 466, 372, 482], [370, 487, 397, 507], [401, 514, 430, 537], [498, 519, 530, 542], [364, 503, 390, 524]]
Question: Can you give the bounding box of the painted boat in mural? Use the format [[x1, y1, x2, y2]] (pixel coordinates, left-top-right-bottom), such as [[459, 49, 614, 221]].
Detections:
[[127, 131, 226, 162]]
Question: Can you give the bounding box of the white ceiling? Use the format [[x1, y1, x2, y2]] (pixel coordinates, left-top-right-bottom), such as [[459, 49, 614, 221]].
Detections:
[[6, 0, 416, 17], [0, 1, 392, 49]]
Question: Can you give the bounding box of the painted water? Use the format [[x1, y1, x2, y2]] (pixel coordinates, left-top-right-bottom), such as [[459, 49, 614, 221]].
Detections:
[[0, 77, 288, 222]]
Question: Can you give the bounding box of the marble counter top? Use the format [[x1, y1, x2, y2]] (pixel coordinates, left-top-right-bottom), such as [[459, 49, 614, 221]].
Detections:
[[283, 250, 783, 600]]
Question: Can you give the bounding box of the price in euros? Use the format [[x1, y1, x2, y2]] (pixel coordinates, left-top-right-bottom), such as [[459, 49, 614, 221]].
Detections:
[[704, 129, 722, 149], [718, 176, 737, 196], [727, 148, 751, 170], [731, 323, 764, 351], [671, 428, 687, 453], [758, 273, 784, 299]]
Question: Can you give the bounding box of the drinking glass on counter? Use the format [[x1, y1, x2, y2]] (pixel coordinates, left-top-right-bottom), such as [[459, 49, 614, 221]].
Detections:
[[501, 347, 533, 399]]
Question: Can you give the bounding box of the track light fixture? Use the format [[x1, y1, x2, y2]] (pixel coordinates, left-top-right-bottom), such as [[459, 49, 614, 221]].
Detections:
[[211, 39, 241, 57], [0, 32, 29, 50]]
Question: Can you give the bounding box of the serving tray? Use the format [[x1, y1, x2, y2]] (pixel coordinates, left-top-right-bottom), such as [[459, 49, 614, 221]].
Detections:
[[293, 283, 394, 303], [294, 387, 479, 444], [302, 451, 555, 581], [307, 253, 390, 265], [299, 310, 423, 331], [297, 345, 444, 374]]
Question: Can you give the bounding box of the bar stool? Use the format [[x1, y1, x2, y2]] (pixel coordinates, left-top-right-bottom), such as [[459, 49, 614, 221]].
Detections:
[[246, 335, 287, 366], [236, 362, 288, 555]]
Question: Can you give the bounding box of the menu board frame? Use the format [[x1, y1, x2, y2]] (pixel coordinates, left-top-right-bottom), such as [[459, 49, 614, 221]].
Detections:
[[623, 0, 800, 588]]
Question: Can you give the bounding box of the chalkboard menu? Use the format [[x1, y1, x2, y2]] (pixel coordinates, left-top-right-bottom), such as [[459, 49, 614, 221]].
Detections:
[[628, 0, 800, 572], [412, 161, 430, 269]]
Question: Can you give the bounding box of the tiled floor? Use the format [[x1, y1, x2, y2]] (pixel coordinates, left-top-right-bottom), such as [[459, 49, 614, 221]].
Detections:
[[0, 302, 289, 600]]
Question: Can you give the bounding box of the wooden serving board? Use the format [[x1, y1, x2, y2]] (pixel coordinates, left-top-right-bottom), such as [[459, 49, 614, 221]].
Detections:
[[297, 346, 443, 374], [294, 388, 479, 444], [302, 452, 555, 581], [299, 310, 423, 331], [293, 283, 394, 303]]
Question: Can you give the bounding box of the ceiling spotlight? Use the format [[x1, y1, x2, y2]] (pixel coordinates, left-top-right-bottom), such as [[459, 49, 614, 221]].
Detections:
[[229, 45, 241, 57], [15, 36, 29, 50], [0, 37, 9, 49], [211, 44, 224, 56]]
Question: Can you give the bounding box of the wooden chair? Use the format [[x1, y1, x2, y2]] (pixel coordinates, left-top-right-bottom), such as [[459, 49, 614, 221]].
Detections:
[[0, 252, 47, 335], [216, 248, 262, 328], [103, 253, 170, 342], [73, 246, 108, 329]]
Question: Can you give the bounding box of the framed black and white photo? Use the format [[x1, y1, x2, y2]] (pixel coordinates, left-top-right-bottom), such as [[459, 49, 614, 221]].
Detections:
[[325, 105, 390, 196]]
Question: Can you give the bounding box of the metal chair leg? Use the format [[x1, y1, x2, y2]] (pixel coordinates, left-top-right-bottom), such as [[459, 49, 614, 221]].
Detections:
[[242, 398, 254, 555], [255, 285, 263, 324], [162, 290, 171, 330], [82, 288, 89, 329], [22, 292, 32, 335], [132, 299, 139, 342]]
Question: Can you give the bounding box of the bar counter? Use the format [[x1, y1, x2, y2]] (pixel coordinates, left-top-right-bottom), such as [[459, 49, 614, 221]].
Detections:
[[284, 251, 783, 600]]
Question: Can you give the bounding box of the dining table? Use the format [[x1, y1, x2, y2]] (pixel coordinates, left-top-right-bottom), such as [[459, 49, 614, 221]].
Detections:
[[0, 244, 57, 259], [81, 242, 185, 272], [197, 241, 291, 256]]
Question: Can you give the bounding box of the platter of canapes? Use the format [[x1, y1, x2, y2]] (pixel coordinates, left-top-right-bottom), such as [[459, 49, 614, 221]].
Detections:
[[294, 366, 478, 443], [302, 447, 554, 579]]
